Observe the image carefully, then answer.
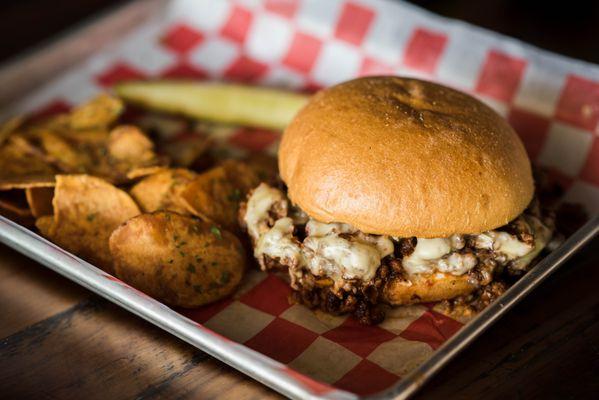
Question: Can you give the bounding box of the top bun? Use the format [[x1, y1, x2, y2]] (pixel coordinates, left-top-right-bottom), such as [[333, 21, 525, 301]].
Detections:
[[278, 76, 533, 237]]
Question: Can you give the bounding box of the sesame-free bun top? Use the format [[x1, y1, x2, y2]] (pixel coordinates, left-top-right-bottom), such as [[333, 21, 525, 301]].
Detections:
[[279, 76, 534, 237]]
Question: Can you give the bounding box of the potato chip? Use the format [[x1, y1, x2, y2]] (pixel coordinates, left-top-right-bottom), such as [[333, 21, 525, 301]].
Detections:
[[60, 129, 110, 145], [107, 125, 156, 163], [26, 187, 54, 217], [129, 168, 197, 214], [243, 153, 279, 184], [179, 161, 259, 231], [0, 136, 57, 190], [161, 135, 211, 168], [35, 215, 54, 237], [42, 175, 140, 272], [0, 115, 24, 147], [109, 211, 245, 307], [38, 130, 92, 173], [126, 166, 169, 180], [69, 94, 124, 130], [220, 159, 260, 193], [90, 125, 167, 183]]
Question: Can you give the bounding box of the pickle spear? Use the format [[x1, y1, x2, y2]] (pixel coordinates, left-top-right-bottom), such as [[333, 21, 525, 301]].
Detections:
[[115, 81, 309, 130]]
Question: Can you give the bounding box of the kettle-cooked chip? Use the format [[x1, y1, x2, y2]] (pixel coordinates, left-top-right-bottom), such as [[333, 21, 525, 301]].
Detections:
[[0, 116, 24, 147], [93, 125, 167, 183], [179, 160, 259, 232], [220, 159, 260, 193], [42, 175, 140, 272], [162, 135, 212, 168], [38, 130, 92, 173], [130, 168, 197, 214], [243, 153, 279, 184], [69, 94, 124, 130], [35, 215, 54, 237], [61, 129, 111, 145], [107, 125, 156, 163], [0, 136, 57, 190], [126, 166, 168, 180], [109, 211, 245, 308], [26, 187, 54, 217]]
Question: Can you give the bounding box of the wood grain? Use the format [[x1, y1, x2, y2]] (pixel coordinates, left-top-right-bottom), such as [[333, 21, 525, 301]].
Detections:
[[0, 272, 279, 400], [0, 246, 88, 338]]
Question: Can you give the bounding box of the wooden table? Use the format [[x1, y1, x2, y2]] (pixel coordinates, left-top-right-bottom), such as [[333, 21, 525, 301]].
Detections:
[[1, 1, 598, 399]]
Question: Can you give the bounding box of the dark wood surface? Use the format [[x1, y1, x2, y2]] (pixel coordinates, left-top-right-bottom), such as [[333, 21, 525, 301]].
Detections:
[[0, 1, 598, 399]]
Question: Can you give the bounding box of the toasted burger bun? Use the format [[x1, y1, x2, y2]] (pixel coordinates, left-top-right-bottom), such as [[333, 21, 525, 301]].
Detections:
[[383, 273, 475, 305], [279, 76, 533, 238]]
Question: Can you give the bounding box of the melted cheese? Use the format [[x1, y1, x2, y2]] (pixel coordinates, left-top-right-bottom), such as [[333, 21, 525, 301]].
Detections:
[[306, 219, 353, 236], [402, 238, 453, 275], [474, 231, 533, 259], [255, 217, 302, 265], [303, 219, 394, 282], [403, 217, 550, 277], [510, 216, 552, 270], [437, 252, 478, 275], [303, 236, 382, 281], [244, 183, 286, 239]]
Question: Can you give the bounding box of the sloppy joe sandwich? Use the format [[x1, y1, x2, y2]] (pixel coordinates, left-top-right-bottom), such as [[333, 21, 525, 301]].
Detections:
[[240, 76, 555, 324]]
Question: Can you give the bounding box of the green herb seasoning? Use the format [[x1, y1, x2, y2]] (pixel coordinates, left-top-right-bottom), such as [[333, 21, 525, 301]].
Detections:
[[210, 226, 222, 240], [220, 271, 231, 285], [187, 264, 196, 273]]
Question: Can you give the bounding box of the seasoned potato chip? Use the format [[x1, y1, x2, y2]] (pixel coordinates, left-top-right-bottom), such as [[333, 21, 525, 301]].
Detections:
[[220, 159, 260, 193], [0, 116, 24, 147], [61, 129, 110, 145], [126, 166, 168, 180], [130, 168, 197, 214], [89, 125, 167, 183], [26, 187, 54, 217], [107, 125, 156, 163], [35, 215, 54, 237], [162, 135, 211, 168], [69, 94, 123, 130], [38, 130, 92, 173], [0, 136, 57, 190], [243, 153, 279, 184], [179, 160, 259, 231], [42, 175, 140, 272], [109, 211, 245, 307]]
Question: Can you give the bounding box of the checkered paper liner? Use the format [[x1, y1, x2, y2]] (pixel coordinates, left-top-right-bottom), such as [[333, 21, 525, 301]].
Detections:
[[6, 0, 599, 397]]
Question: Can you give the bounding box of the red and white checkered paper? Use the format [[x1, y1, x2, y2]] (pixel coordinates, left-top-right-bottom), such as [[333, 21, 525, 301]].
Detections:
[[7, 0, 599, 397]]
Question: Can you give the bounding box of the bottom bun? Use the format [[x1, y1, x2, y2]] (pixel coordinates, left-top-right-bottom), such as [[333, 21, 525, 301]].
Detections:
[[383, 273, 475, 305]]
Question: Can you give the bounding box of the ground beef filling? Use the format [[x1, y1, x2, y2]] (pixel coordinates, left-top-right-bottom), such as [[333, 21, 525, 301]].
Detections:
[[240, 183, 556, 324]]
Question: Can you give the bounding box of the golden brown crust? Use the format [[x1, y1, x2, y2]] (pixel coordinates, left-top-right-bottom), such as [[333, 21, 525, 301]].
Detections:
[[279, 76, 534, 237], [383, 273, 475, 305]]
